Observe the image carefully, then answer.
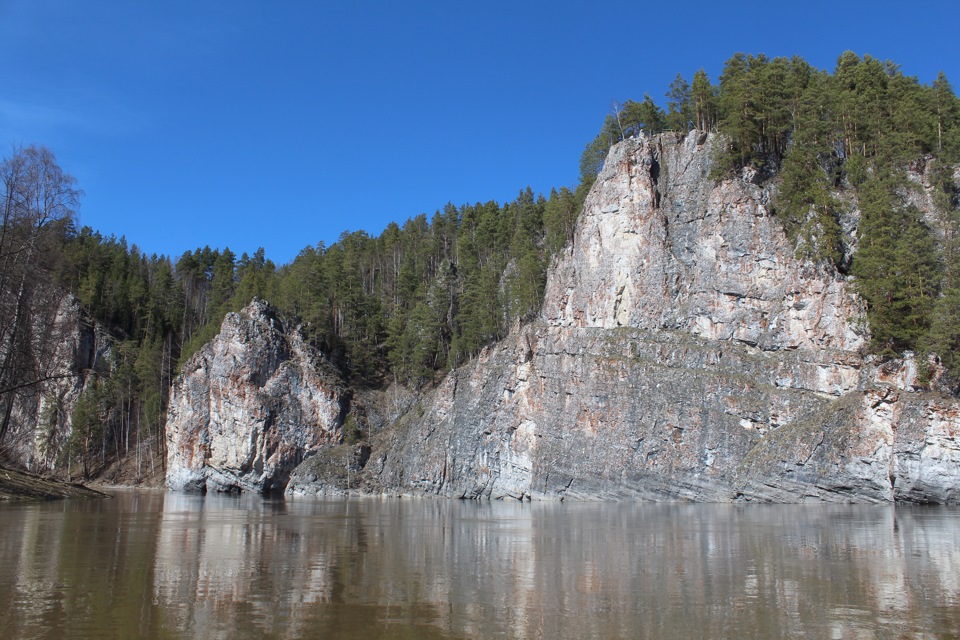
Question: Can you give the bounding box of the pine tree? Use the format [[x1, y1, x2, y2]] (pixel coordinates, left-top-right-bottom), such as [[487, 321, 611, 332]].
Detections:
[[924, 164, 960, 385], [544, 186, 579, 255], [691, 69, 716, 132], [665, 74, 692, 132], [776, 144, 843, 265], [775, 70, 843, 265], [579, 115, 619, 184], [209, 248, 236, 317], [718, 53, 761, 168], [931, 72, 960, 161]]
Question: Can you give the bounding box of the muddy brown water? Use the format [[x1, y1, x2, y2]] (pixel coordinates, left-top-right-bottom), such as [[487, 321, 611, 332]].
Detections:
[[1, 492, 958, 639]]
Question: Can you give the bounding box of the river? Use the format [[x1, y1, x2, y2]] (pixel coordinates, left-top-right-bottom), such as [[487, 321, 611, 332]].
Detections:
[[1, 492, 958, 639]]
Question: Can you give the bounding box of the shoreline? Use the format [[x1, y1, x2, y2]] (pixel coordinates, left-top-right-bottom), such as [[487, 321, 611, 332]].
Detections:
[[0, 465, 110, 501]]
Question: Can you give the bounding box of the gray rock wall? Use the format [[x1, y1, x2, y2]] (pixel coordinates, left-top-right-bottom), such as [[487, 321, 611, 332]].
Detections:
[[289, 133, 960, 503]]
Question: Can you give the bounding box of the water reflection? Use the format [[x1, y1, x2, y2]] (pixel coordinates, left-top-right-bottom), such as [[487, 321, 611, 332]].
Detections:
[[1, 495, 959, 639]]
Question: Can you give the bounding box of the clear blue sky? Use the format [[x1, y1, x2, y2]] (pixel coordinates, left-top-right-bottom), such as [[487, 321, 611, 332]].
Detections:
[[2, 1, 958, 265]]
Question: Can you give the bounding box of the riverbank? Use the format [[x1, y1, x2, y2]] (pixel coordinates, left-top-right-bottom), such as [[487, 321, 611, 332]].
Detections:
[[0, 465, 109, 501]]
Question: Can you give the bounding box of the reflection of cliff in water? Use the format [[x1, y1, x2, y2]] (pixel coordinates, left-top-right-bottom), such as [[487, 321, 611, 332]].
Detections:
[[0, 491, 169, 639], [146, 497, 960, 639], [152, 494, 457, 638], [0, 496, 955, 639]]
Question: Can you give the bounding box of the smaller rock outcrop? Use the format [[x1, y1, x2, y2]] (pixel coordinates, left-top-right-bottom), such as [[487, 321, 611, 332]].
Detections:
[[165, 300, 345, 493], [2, 293, 109, 474]]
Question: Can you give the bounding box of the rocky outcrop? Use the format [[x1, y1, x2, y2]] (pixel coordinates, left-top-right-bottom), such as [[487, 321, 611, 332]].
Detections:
[[289, 132, 960, 503], [165, 300, 345, 493], [1, 294, 109, 473]]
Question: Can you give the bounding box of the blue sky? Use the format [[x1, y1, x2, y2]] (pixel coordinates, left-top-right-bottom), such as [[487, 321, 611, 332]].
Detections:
[[2, 1, 958, 265]]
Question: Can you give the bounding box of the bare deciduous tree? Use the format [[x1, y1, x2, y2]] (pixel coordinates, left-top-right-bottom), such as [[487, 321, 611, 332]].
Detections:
[[0, 146, 82, 448]]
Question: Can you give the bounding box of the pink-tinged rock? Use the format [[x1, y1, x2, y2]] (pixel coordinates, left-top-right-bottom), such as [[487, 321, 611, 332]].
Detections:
[[165, 299, 344, 493]]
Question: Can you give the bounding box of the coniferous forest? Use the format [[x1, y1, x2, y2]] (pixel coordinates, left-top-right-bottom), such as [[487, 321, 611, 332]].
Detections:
[[2, 51, 959, 477]]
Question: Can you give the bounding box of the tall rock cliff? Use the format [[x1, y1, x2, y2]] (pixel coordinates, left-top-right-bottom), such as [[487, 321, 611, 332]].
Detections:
[[289, 133, 960, 503], [165, 300, 345, 493]]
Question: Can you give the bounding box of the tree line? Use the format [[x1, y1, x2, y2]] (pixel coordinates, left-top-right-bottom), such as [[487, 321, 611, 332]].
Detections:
[[259, 184, 586, 387]]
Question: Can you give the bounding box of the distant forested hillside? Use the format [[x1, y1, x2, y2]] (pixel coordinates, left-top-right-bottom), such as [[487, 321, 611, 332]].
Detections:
[[2, 51, 959, 477]]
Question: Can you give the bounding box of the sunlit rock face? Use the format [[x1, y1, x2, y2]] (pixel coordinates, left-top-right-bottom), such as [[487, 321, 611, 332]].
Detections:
[[543, 134, 865, 357], [165, 299, 344, 493], [289, 132, 960, 503]]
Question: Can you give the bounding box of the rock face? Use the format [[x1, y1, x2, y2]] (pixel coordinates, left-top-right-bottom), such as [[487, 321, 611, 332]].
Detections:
[[289, 132, 960, 503], [165, 300, 344, 493], [2, 294, 108, 473]]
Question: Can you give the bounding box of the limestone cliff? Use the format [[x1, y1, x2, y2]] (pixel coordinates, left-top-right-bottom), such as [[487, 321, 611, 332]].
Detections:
[[165, 300, 345, 493], [289, 133, 960, 503]]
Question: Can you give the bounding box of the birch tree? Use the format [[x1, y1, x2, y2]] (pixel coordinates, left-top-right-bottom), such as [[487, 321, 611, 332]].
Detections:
[[0, 146, 81, 446]]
